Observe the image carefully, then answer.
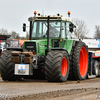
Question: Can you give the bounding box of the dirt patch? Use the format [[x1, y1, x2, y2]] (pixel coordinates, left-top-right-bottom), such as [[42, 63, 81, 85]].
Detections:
[[8, 88, 100, 100]]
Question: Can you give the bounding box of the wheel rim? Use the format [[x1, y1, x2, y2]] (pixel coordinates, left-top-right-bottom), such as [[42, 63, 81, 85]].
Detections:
[[61, 57, 67, 76], [95, 64, 99, 76], [79, 46, 88, 77]]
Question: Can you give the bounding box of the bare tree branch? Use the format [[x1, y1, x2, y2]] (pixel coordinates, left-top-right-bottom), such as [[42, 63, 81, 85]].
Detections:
[[10, 31, 20, 39], [0, 28, 9, 35], [94, 25, 100, 39], [72, 18, 89, 39]]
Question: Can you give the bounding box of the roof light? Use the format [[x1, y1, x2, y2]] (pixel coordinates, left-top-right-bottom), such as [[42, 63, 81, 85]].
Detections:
[[68, 11, 71, 17], [38, 13, 40, 16], [57, 13, 60, 16], [34, 11, 37, 14]]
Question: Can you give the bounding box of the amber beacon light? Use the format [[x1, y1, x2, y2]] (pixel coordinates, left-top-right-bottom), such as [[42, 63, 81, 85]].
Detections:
[[68, 11, 71, 17], [34, 11, 37, 14]]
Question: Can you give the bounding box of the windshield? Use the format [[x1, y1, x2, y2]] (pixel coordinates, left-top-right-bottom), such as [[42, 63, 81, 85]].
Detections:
[[31, 21, 61, 38]]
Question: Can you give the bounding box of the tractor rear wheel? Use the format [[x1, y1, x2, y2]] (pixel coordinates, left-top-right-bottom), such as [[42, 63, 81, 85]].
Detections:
[[45, 51, 70, 82], [0, 50, 21, 81], [73, 42, 89, 80]]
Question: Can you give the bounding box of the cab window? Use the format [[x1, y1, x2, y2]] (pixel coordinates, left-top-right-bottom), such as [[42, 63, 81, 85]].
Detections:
[[66, 22, 71, 39], [62, 22, 66, 38]]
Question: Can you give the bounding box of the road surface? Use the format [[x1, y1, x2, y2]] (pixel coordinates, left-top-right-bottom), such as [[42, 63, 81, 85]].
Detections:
[[0, 77, 100, 100]]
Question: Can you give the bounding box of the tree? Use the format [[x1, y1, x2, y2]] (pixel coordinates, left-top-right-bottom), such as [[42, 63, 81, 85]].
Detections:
[[20, 36, 26, 40], [94, 25, 100, 39], [0, 28, 9, 35], [16, 34, 20, 39], [10, 31, 20, 39], [72, 18, 89, 39]]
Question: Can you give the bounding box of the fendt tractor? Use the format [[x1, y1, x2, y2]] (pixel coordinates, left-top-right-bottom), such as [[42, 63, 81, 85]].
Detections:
[[0, 11, 100, 82]]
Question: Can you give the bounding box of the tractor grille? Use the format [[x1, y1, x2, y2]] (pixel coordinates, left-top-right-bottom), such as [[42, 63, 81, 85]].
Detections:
[[25, 42, 36, 52]]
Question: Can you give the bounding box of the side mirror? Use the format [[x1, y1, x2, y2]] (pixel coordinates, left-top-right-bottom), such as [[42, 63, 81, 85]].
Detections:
[[69, 23, 73, 33], [23, 23, 26, 32]]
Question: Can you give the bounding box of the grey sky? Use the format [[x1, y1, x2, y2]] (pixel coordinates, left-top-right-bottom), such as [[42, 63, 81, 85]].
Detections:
[[0, 0, 100, 37]]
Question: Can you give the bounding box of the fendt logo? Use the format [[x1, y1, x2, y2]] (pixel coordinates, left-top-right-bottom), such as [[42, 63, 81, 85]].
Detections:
[[27, 46, 34, 48]]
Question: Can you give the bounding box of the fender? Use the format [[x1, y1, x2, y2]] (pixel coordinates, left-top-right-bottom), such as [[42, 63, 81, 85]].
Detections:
[[51, 48, 69, 56]]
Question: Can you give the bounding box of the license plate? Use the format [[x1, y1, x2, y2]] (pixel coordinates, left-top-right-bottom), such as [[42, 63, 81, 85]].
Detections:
[[18, 64, 26, 74], [15, 64, 32, 75]]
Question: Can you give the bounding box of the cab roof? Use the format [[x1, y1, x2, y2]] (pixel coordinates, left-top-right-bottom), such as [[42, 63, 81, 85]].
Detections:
[[28, 15, 76, 28], [28, 15, 71, 22]]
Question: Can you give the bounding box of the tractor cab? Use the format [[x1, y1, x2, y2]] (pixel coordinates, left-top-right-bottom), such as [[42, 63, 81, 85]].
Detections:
[[24, 11, 76, 40], [23, 11, 76, 55]]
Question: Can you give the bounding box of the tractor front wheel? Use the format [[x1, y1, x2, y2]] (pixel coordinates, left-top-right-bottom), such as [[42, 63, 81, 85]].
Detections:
[[45, 51, 70, 82], [0, 50, 21, 81]]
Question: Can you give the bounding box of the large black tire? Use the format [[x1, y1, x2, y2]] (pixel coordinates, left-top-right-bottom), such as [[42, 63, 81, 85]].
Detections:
[[45, 50, 70, 82], [0, 50, 21, 81], [68, 48, 74, 80], [73, 42, 89, 80]]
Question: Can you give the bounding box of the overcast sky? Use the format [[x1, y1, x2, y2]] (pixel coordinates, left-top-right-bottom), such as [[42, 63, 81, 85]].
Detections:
[[0, 0, 100, 38]]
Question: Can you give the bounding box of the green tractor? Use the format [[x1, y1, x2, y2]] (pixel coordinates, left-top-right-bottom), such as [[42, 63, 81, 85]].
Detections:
[[0, 11, 89, 82]]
